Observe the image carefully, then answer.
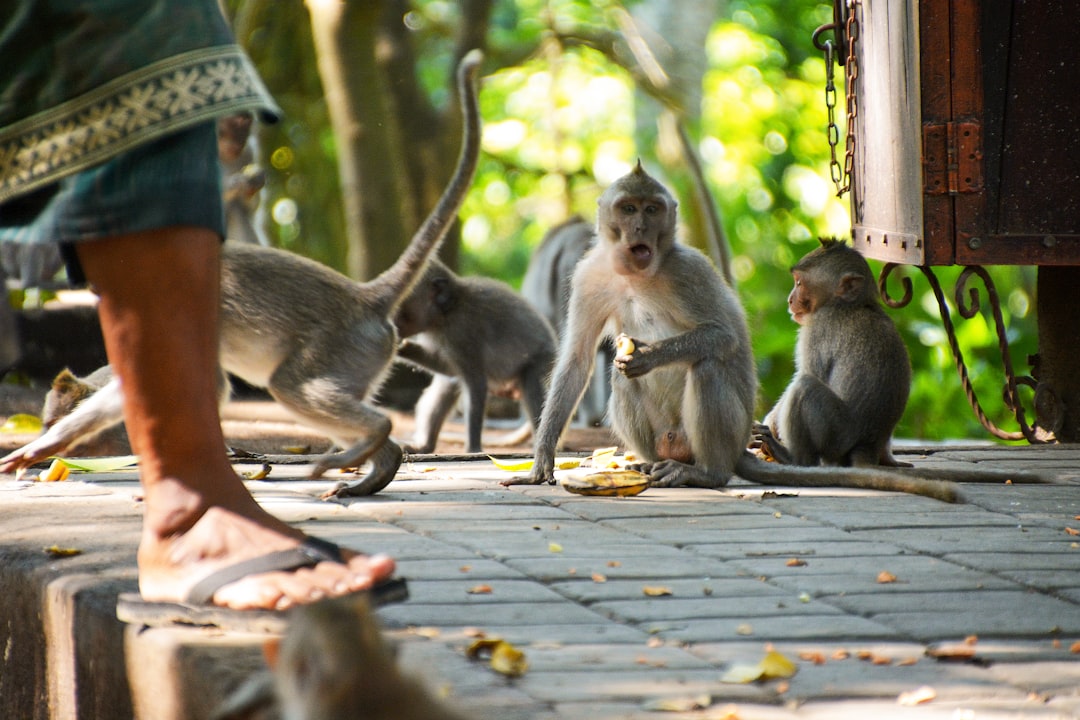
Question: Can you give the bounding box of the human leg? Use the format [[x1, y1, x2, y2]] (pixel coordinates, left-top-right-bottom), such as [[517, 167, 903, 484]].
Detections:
[[75, 228, 396, 610]]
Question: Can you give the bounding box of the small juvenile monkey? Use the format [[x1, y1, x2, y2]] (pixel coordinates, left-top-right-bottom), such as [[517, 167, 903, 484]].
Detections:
[[213, 596, 471, 720], [506, 162, 961, 502], [0, 51, 484, 498], [392, 257, 557, 453], [758, 238, 910, 467]]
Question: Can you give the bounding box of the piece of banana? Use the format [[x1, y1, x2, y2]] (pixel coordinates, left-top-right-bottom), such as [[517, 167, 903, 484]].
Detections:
[[614, 333, 635, 356], [561, 469, 649, 496]]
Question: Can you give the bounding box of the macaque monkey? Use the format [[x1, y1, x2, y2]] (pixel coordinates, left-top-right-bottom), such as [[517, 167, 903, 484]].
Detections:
[[520, 216, 612, 426], [40, 366, 133, 457], [506, 162, 961, 502], [393, 258, 557, 453], [757, 238, 910, 467], [212, 596, 471, 720], [0, 51, 484, 498], [218, 112, 269, 246]]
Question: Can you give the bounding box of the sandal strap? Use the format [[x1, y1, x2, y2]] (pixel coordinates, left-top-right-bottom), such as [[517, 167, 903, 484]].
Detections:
[[185, 537, 346, 604]]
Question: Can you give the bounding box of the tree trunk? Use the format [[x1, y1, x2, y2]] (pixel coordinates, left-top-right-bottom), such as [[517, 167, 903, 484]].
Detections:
[[306, 0, 410, 280]]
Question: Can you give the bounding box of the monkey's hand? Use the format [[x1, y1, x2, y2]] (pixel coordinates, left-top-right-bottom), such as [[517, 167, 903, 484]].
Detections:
[[750, 423, 793, 464], [612, 337, 653, 379]]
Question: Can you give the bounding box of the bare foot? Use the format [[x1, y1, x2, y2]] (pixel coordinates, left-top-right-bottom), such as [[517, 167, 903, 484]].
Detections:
[[137, 505, 396, 611]]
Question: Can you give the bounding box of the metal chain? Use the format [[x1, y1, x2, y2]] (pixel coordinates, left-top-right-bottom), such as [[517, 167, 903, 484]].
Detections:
[[824, 0, 859, 198]]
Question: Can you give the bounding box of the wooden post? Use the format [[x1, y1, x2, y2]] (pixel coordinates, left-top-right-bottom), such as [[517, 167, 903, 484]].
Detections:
[[1036, 267, 1080, 442]]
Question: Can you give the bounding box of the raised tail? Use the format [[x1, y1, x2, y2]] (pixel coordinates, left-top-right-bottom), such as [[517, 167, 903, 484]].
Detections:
[[367, 49, 484, 316], [734, 452, 962, 503]]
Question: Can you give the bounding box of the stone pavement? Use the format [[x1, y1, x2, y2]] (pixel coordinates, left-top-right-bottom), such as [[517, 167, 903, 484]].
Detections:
[[2, 434, 1080, 719]]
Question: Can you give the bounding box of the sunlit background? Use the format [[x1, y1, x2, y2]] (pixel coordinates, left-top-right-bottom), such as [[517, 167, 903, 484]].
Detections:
[[230, 0, 1038, 442]]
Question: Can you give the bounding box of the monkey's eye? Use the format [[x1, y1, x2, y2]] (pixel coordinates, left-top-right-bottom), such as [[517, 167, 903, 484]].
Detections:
[[644, 204, 660, 215], [620, 203, 637, 214]]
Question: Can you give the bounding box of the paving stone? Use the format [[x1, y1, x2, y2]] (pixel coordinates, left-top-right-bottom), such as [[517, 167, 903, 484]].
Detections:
[[377, 600, 609, 628], [518, 641, 714, 672], [695, 539, 915, 561], [501, 550, 742, 583], [652, 614, 902, 644], [548, 577, 784, 604], [404, 578, 571, 604], [944, 551, 1080, 573], [591, 595, 844, 625], [819, 589, 1080, 623], [767, 508, 1019, 532], [850, 525, 1079, 554], [510, 667, 768, 704], [549, 494, 779, 521], [690, 540, 912, 561], [870, 604, 1080, 642], [415, 525, 655, 558], [393, 557, 528, 580], [599, 514, 845, 545]]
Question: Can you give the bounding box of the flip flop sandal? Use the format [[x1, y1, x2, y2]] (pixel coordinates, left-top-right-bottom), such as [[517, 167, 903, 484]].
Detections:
[[116, 536, 408, 633]]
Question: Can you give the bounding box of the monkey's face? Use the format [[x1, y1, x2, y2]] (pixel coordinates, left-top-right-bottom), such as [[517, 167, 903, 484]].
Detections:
[[788, 272, 815, 325], [602, 192, 674, 277]]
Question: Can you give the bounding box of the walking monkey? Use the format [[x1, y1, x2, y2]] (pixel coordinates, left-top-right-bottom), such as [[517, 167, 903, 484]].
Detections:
[[506, 162, 961, 502], [0, 51, 484, 498], [393, 258, 557, 454]]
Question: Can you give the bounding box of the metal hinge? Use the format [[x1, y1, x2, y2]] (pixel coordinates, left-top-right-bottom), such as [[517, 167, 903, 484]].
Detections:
[[923, 121, 983, 195]]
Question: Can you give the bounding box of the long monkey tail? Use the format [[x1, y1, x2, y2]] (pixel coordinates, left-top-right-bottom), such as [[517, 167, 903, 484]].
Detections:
[[734, 452, 962, 503], [367, 49, 484, 316]]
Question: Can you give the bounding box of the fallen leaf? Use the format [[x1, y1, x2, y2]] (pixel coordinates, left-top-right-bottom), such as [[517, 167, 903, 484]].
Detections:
[[872, 655, 893, 666], [798, 651, 827, 665], [410, 626, 441, 638], [898, 656, 919, 666], [1, 413, 42, 434], [643, 585, 673, 597], [964, 635, 979, 646], [832, 649, 851, 660], [607, 560, 622, 567], [877, 570, 898, 584], [488, 456, 533, 472], [642, 694, 711, 712], [786, 558, 808, 567], [467, 584, 493, 595], [1069, 641, 1080, 654], [466, 638, 528, 677], [925, 642, 977, 661], [242, 463, 271, 480], [548, 542, 563, 553], [39, 459, 70, 482], [1066, 527, 1080, 537], [720, 649, 798, 683], [897, 685, 937, 706], [459, 565, 472, 573], [56, 455, 138, 473], [591, 573, 607, 583], [759, 649, 798, 679], [646, 637, 664, 648], [43, 545, 81, 558], [736, 623, 754, 636]]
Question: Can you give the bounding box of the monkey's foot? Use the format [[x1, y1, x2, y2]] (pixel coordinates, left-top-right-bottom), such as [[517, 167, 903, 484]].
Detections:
[[117, 536, 408, 633], [320, 441, 403, 499], [499, 475, 555, 486]]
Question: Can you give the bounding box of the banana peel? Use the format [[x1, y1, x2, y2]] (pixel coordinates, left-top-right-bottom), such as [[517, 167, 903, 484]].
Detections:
[[561, 469, 649, 497]]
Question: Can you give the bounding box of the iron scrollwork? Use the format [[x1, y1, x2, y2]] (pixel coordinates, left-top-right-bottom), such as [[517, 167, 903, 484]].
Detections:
[[877, 263, 1050, 444]]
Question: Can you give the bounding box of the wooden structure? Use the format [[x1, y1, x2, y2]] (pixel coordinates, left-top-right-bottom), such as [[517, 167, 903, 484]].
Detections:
[[835, 0, 1080, 440]]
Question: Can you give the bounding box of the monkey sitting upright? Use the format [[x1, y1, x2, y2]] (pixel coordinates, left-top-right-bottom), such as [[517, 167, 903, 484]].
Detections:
[[392, 258, 557, 454], [757, 238, 911, 468], [0, 51, 484, 499], [505, 161, 961, 502]]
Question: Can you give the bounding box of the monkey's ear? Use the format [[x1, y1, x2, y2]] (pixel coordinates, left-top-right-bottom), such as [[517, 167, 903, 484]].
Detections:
[[835, 272, 865, 301]]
